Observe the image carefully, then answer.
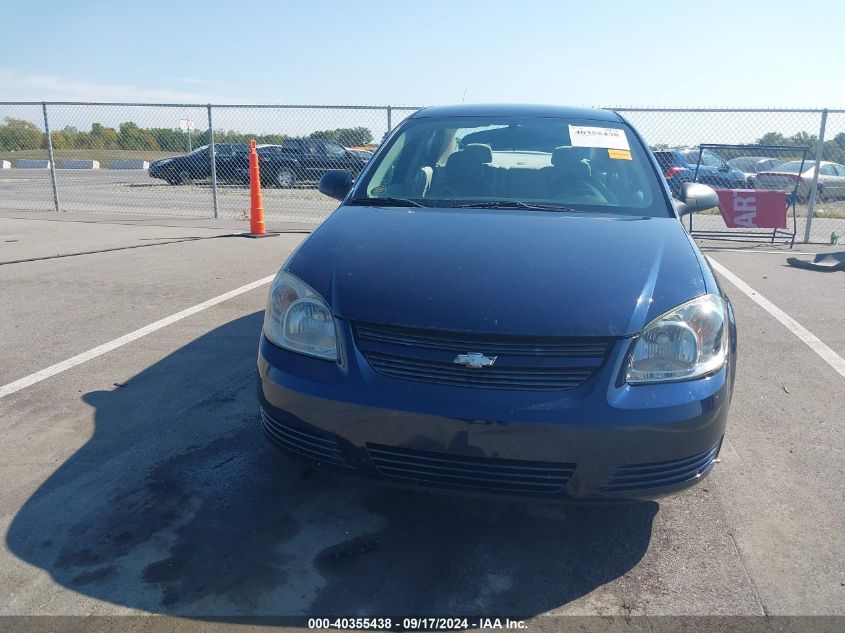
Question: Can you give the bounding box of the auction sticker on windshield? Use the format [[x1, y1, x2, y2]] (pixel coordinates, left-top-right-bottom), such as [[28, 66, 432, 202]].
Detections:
[[569, 125, 630, 150]]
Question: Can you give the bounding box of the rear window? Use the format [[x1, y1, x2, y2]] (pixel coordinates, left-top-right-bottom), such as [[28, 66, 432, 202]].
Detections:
[[728, 157, 758, 171], [778, 161, 807, 173], [353, 115, 671, 217], [654, 151, 684, 168]]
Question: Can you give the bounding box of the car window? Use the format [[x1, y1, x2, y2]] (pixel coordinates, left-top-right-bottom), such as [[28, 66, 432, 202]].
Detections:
[[654, 152, 683, 169], [352, 115, 670, 217], [778, 161, 806, 173], [728, 157, 755, 172], [683, 151, 701, 165], [834, 164, 845, 176], [700, 151, 726, 168], [819, 164, 836, 176], [683, 150, 723, 168], [282, 139, 303, 153], [321, 141, 347, 157]]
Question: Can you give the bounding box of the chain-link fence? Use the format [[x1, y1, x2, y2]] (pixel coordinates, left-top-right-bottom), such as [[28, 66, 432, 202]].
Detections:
[[1, 103, 843, 242]]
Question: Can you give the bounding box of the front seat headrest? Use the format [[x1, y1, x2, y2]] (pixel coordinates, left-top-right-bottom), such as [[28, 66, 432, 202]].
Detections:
[[551, 146, 591, 177], [445, 150, 485, 181], [463, 143, 493, 164]]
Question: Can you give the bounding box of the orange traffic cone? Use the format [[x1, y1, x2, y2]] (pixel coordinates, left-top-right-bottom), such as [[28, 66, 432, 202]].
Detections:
[[245, 139, 278, 238]]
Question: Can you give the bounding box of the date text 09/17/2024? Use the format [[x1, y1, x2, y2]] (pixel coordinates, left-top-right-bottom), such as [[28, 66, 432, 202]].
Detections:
[[307, 617, 527, 630]]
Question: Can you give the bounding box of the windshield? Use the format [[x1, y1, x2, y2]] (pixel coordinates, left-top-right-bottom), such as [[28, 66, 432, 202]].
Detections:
[[351, 116, 669, 216], [728, 157, 759, 171], [778, 161, 808, 173], [729, 157, 781, 172]]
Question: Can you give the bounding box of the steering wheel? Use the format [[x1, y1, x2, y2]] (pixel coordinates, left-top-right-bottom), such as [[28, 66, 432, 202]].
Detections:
[[543, 179, 619, 205]]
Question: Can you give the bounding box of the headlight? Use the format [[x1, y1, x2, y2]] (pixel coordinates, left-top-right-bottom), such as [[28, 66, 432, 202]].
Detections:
[[263, 270, 338, 361], [627, 294, 728, 384]]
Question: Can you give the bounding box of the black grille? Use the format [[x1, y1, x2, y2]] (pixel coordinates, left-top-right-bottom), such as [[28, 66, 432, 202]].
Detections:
[[367, 444, 576, 494], [365, 351, 593, 390], [600, 440, 722, 492], [356, 322, 610, 357], [260, 408, 352, 468], [355, 322, 611, 391]]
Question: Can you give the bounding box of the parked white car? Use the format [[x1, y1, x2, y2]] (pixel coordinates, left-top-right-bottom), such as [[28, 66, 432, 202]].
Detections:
[[756, 160, 845, 201]]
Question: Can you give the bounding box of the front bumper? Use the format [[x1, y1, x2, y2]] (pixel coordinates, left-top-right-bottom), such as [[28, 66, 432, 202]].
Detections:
[[257, 323, 732, 500]]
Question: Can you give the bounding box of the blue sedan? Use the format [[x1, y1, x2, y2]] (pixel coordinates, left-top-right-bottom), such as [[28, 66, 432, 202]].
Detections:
[[257, 104, 737, 500]]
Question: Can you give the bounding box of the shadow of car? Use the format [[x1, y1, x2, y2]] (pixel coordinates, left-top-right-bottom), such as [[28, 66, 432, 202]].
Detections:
[[6, 312, 658, 618]]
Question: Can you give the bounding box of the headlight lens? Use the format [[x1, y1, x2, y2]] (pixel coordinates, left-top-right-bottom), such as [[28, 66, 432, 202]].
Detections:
[[627, 294, 728, 383], [263, 270, 337, 360]]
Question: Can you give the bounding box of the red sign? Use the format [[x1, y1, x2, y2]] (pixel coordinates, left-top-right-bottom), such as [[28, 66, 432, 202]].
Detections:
[[715, 189, 787, 229]]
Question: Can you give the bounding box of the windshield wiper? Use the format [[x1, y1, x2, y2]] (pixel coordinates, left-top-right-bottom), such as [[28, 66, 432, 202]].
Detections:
[[350, 197, 424, 207], [449, 200, 581, 212]]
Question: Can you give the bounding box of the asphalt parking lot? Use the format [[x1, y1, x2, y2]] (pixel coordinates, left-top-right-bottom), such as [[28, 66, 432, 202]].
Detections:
[[0, 210, 843, 628], [0, 170, 338, 224]]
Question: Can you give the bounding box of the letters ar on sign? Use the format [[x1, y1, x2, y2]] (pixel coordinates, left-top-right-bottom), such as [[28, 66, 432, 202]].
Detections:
[[715, 189, 787, 229]]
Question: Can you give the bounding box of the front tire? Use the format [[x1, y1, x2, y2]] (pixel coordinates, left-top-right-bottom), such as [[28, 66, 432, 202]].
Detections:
[[275, 168, 295, 189]]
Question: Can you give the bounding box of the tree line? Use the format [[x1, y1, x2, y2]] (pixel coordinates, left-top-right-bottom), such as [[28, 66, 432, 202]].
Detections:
[[648, 130, 845, 164], [2, 116, 844, 163], [0, 117, 375, 152]]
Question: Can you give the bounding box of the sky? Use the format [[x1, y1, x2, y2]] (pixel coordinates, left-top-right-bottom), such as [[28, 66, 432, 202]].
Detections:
[[2, 0, 844, 108]]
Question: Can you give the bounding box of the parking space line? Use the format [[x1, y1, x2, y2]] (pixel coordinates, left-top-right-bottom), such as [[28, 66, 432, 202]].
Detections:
[[0, 275, 275, 399], [701, 248, 822, 256], [707, 256, 845, 380]]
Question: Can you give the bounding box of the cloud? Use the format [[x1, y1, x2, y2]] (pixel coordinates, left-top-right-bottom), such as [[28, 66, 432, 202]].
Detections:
[[0, 69, 229, 103]]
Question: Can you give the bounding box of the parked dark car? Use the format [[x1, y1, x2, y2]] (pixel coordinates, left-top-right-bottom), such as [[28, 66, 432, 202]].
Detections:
[[727, 156, 783, 187], [148, 143, 246, 185], [653, 148, 747, 195], [257, 104, 737, 501], [346, 148, 374, 162], [234, 139, 368, 188]]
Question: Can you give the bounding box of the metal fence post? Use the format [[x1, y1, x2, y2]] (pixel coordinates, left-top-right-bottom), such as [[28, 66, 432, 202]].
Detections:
[[386, 105, 392, 133], [207, 104, 219, 219], [803, 109, 827, 243], [42, 102, 60, 212]]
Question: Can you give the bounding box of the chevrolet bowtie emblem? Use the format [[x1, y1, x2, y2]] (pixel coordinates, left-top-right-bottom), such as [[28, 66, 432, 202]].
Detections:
[[453, 352, 497, 368]]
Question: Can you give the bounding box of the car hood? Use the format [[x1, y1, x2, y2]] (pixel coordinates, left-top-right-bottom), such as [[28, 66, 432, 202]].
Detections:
[[287, 205, 707, 337]]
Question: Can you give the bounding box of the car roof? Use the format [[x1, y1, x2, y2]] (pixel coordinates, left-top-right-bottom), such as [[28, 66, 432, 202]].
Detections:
[[409, 103, 623, 122]]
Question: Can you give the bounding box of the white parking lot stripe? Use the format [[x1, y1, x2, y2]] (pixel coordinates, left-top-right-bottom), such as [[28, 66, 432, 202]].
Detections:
[[0, 275, 275, 399], [707, 257, 845, 380], [701, 248, 822, 256]]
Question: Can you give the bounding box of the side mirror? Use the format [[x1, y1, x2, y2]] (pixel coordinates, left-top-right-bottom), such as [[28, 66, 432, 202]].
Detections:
[[319, 169, 353, 201], [676, 182, 719, 215]]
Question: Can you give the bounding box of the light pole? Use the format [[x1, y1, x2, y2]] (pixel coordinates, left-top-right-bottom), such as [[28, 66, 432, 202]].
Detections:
[[179, 118, 195, 152]]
